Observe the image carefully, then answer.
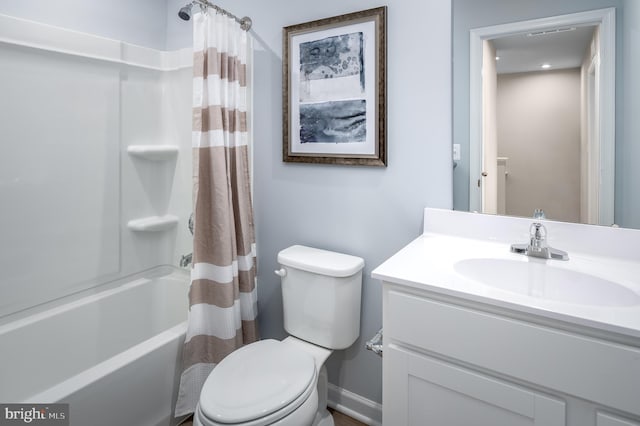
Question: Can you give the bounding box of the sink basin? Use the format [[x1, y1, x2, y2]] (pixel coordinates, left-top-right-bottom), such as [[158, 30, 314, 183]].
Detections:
[[454, 258, 640, 307]]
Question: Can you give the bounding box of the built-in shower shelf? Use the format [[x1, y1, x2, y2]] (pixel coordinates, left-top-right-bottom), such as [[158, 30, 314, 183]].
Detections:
[[127, 215, 179, 232], [127, 145, 179, 161]]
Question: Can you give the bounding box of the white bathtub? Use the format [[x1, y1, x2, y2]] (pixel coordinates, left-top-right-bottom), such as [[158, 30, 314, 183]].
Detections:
[[0, 266, 190, 426]]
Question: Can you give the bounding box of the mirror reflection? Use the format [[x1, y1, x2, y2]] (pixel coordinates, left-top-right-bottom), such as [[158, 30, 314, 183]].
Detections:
[[452, 0, 640, 229], [491, 26, 598, 224]]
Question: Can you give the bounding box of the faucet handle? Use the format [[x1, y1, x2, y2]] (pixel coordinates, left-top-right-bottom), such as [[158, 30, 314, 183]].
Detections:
[[533, 208, 546, 219], [529, 222, 547, 244], [529, 222, 547, 238]]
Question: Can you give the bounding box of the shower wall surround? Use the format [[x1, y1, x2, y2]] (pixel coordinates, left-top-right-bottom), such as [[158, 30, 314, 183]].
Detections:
[[0, 13, 193, 318], [0, 0, 168, 50]]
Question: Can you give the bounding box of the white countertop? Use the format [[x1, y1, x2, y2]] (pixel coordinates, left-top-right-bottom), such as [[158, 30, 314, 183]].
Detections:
[[372, 209, 640, 340]]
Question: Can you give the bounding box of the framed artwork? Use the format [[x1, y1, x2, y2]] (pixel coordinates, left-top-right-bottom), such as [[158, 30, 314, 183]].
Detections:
[[283, 7, 387, 166]]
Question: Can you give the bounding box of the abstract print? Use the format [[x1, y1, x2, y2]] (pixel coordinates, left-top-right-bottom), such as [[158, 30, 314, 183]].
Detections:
[[298, 32, 366, 143]]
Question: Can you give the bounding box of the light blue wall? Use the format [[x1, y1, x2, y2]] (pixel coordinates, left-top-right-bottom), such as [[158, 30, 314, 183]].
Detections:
[[618, 0, 640, 229], [0, 0, 168, 49], [166, 0, 193, 51], [452, 0, 640, 229], [167, 0, 453, 404]]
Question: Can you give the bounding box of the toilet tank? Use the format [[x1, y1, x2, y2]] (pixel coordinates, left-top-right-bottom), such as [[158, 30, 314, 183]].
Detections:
[[277, 245, 364, 350]]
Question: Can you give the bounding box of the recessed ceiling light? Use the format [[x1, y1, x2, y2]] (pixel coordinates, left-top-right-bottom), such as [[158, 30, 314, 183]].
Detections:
[[495, 56, 500, 61], [541, 63, 551, 69]]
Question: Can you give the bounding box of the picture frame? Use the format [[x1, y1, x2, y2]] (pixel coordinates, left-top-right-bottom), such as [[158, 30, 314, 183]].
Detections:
[[283, 7, 387, 166]]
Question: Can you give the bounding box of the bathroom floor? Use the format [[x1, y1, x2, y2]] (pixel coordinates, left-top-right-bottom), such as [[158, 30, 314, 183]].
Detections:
[[179, 409, 366, 426], [328, 408, 368, 426]]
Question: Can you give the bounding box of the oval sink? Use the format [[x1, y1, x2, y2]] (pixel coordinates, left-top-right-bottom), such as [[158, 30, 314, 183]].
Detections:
[[454, 258, 640, 307]]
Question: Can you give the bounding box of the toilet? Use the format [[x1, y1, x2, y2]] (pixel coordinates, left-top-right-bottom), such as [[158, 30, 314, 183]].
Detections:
[[193, 245, 365, 426]]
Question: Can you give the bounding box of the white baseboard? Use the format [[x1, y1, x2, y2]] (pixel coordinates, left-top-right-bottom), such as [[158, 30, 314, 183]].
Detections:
[[327, 383, 382, 426]]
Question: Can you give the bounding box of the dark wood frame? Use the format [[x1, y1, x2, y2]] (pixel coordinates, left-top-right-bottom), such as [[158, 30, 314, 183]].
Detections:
[[282, 6, 387, 166]]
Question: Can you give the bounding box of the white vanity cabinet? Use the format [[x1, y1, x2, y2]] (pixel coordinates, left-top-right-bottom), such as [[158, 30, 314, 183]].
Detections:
[[372, 208, 640, 426], [597, 414, 640, 426], [381, 285, 640, 426], [385, 345, 565, 425]]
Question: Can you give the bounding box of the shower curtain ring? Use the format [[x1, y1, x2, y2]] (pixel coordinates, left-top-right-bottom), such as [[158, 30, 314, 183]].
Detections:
[[196, 1, 207, 14], [240, 17, 252, 31]]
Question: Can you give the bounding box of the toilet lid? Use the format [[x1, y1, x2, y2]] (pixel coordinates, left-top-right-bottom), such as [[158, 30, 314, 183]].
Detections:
[[199, 339, 316, 424]]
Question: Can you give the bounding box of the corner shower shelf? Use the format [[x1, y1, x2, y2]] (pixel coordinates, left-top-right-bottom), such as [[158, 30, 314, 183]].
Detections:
[[127, 215, 179, 232], [127, 145, 179, 161]]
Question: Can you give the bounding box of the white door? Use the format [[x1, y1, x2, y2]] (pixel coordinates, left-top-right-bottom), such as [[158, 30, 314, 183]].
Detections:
[[481, 39, 498, 214]]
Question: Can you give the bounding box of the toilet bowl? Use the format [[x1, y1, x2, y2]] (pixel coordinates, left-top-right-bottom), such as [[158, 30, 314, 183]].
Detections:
[[194, 245, 364, 426], [194, 338, 332, 426]]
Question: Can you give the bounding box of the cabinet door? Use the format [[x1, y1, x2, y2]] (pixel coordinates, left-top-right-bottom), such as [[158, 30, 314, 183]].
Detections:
[[597, 412, 640, 426], [384, 345, 566, 426]]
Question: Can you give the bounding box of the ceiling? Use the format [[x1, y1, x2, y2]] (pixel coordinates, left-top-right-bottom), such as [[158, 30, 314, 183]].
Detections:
[[492, 25, 597, 74]]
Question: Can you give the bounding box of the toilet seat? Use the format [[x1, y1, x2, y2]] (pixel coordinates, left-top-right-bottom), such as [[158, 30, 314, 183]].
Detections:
[[197, 339, 317, 426]]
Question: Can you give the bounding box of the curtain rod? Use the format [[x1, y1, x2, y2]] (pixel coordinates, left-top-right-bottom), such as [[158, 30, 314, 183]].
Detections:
[[194, 0, 252, 31]]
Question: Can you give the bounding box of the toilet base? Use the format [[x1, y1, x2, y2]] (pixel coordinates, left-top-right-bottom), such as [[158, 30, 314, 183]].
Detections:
[[312, 407, 334, 426], [311, 362, 334, 426]]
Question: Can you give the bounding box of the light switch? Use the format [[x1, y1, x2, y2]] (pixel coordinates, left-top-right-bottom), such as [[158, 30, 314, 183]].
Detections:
[[453, 144, 461, 161]]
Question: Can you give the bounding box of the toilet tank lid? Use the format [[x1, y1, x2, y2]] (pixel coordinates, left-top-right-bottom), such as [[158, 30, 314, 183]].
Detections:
[[277, 245, 364, 277]]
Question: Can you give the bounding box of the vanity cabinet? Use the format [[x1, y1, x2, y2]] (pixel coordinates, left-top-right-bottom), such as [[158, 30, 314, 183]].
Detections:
[[385, 345, 565, 425], [597, 413, 640, 426], [381, 285, 640, 426]]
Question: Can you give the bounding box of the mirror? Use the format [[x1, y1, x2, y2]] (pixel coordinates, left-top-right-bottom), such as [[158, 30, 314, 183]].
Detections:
[[452, 0, 640, 229]]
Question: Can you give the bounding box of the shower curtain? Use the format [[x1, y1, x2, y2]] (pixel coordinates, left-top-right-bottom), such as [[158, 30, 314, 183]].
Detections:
[[175, 10, 258, 417]]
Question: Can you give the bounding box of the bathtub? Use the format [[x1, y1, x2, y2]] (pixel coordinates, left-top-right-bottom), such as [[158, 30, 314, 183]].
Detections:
[[0, 266, 190, 426]]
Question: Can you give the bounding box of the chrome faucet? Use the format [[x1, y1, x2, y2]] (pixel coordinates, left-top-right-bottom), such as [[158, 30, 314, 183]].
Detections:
[[510, 222, 569, 260], [180, 213, 195, 268], [180, 252, 193, 268]]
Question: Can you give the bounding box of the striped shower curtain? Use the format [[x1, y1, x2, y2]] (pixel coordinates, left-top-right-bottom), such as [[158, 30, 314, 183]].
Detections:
[[175, 10, 259, 417]]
